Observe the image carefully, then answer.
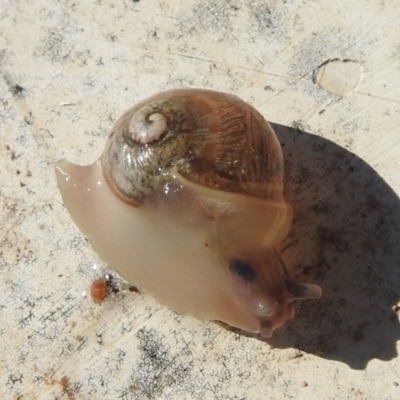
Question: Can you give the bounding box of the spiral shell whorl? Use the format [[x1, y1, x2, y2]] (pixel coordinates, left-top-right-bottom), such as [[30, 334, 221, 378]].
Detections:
[[128, 106, 168, 144], [101, 95, 194, 206]]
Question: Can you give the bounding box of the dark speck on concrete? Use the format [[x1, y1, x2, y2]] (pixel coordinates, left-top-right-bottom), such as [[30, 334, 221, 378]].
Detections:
[[10, 84, 25, 98]]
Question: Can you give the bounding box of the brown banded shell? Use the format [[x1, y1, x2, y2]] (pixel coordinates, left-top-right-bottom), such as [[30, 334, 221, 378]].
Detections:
[[101, 90, 285, 206], [55, 88, 321, 337]]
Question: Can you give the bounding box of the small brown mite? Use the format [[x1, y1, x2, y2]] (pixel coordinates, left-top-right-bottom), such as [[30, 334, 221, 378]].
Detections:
[[90, 278, 108, 304]]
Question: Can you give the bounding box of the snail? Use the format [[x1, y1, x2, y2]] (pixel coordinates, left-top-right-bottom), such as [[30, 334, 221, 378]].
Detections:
[[55, 89, 321, 337]]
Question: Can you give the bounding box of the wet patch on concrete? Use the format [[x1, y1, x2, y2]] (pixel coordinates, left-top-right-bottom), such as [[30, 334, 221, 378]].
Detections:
[[313, 58, 362, 96]]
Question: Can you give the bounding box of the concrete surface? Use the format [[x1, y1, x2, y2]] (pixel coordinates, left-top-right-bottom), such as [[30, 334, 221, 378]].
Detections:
[[0, 0, 399, 399]]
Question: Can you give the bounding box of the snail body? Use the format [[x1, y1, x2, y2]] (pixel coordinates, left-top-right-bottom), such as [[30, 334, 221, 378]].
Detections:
[[55, 89, 321, 337]]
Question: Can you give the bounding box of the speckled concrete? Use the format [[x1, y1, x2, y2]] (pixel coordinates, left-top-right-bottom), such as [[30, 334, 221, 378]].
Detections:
[[1, 0, 399, 399]]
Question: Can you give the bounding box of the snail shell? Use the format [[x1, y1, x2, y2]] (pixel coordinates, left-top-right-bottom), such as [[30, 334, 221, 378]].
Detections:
[[55, 89, 321, 337]]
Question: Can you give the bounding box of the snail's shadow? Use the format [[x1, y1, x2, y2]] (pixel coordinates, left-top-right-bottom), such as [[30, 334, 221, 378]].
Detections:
[[262, 123, 400, 370]]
